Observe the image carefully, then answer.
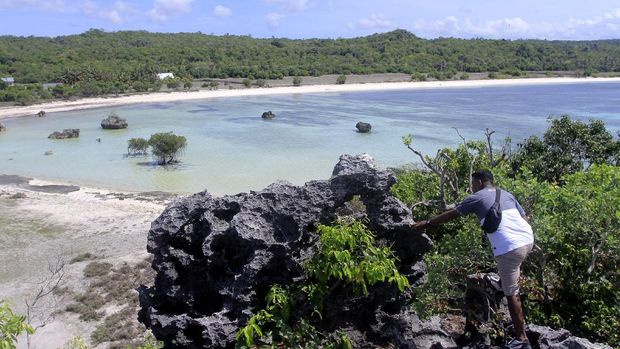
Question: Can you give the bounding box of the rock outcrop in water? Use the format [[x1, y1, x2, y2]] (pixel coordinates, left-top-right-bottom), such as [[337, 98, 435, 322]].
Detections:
[[138, 154, 435, 348], [356, 121, 372, 133], [48, 129, 79, 139], [261, 110, 276, 119], [101, 112, 128, 129], [0, 122, 5, 132]]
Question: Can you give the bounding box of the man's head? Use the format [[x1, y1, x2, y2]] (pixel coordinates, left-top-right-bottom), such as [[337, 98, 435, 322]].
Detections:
[[472, 170, 494, 192]]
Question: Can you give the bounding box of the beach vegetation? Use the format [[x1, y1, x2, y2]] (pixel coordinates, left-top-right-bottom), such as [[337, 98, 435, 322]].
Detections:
[[460, 72, 470, 80], [392, 115, 620, 346], [127, 138, 149, 156], [148, 132, 187, 165], [292, 76, 302, 86], [242, 79, 252, 88], [255, 79, 266, 87], [336, 74, 346, 84]]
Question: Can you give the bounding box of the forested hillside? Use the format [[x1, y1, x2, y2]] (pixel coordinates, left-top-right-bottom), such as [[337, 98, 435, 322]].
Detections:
[[2, 29, 620, 84]]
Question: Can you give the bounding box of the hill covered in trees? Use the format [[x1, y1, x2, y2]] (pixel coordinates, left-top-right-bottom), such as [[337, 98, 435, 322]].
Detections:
[[1, 29, 620, 85]]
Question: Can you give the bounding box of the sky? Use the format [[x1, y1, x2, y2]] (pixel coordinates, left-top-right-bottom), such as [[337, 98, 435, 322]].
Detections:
[[1, 0, 620, 40]]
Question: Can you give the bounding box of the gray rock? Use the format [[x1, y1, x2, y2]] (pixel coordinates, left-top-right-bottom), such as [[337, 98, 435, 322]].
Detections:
[[0, 122, 5, 131], [101, 112, 128, 129], [48, 129, 79, 139], [138, 154, 433, 348], [356, 121, 372, 133], [37, 110, 46, 117], [261, 110, 276, 119], [44, 150, 53, 156], [528, 325, 612, 349]]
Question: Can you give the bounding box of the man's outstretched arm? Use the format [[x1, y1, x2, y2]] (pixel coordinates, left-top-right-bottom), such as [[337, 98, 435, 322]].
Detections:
[[412, 208, 460, 231]]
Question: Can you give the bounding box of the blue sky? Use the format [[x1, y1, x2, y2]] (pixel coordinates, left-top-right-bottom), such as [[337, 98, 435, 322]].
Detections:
[[1, 0, 620, 40]]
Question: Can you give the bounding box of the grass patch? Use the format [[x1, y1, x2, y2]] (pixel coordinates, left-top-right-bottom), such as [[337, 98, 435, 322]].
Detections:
[[70, 253, 99, 264], [65, 292, 106, 321], [83, 261, 112, 278]]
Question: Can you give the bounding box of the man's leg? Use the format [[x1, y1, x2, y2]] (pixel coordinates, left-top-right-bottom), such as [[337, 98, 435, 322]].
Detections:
[[506, 294, 527, 341]]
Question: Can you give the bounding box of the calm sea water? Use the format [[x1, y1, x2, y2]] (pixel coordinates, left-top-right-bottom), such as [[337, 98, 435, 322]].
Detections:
[[1, 83, 619, 195]]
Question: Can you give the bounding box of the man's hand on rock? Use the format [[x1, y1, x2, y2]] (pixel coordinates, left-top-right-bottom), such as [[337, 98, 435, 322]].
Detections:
[[412, 220, 430, 231]]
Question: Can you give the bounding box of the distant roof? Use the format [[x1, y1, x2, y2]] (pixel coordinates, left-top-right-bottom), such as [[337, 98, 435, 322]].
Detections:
[[1, 77, 14, 82]]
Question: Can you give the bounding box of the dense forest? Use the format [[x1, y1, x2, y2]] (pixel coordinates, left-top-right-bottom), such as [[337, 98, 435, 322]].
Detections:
[[1, 29, 620, 104], [2, 29, 620, 84]]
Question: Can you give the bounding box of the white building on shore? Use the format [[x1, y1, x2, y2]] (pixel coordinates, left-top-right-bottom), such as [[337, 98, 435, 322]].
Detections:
[[156, 73, 174, 80], [1, 77, 15, 86]]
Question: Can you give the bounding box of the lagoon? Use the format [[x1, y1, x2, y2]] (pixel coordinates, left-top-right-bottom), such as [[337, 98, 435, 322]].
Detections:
[[1, 82, 619, 195]]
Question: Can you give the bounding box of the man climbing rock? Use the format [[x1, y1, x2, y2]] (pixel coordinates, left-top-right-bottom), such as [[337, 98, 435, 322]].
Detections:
[[412, 170, 534, 349]]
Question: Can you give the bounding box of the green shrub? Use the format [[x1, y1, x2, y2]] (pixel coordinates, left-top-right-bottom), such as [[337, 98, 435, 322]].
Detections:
[[0, 300, 34, 348], [127, 138, 149, 156], [148, 132, 187, 165], [336, 74, 346, 85], [292, 76, 302, 86]]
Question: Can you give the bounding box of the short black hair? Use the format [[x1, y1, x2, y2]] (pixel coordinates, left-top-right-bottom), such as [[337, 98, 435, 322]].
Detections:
[[472, 170, 494, 183]]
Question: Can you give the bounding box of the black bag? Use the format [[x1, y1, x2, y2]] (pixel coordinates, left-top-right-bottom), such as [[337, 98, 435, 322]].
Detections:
[[482, 189, 502, 234]]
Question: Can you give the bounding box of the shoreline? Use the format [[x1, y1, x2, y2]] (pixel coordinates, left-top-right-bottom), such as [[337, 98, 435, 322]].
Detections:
[[2, 76, 620, 119]]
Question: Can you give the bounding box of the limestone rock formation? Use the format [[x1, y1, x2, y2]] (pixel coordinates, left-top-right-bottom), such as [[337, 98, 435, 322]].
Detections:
[[37, 110, 46, 117], [138, 154, 434, 348], [101, 112, 128, 129], [261, 110, 276, 119], [356, 121, 372, 133], [48, 129, 79, 139]]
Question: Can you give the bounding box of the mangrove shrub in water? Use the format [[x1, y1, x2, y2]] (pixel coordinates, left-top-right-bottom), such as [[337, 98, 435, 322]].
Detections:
[[148, 132, 187, 165]]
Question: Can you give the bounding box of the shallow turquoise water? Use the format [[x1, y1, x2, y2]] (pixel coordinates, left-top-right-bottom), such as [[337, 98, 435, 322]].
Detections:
[[1, 83, 619, 195]]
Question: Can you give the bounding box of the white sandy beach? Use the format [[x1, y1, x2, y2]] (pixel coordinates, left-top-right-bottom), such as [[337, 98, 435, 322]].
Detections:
[[2, 77, 620, 119]]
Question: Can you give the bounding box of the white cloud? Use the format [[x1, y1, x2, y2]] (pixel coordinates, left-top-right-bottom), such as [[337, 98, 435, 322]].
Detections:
[[266, 12, 282, 28], [348, 14, 393, 30], [80, 0, 131, 24], [264, 0, 308, 14], [0, 0, 65, 11], [148, 0, 194, 22], [213, 5, 231, 17], [411, 9, 620, 39]]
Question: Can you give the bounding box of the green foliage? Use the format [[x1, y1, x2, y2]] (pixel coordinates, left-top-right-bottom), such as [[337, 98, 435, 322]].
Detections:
[[236, 219, 406, 348], [164, 77, 180, 89], [520, 165, 619, 345], [127, 138, 149, 156], [306, 219, 409, 296], [255, 79, 266, 87], [0, 300, 34, 349], [460, 72, 470, 80], [148, 132, 187, 165], [242, 79, 252, 88], [336, 74, 346, 85], [488, 72, 498, 79], [292, 76, 302, 86], [393, 117, 619, 346], [510, 115, 620, 183], [61, 337, 90, 349]]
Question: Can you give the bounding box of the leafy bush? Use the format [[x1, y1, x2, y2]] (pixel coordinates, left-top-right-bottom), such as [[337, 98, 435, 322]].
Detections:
[[148, 132, 187, 165], [127, 137, 149, 156], [393, 116, 619, 346], [510, 115, 620, 183], [236, 219, 405, 348], [0, 300, 34, 348], [336, 74, 346, 84], [292, 76, 302, 86], [242, 79, 252, 88]]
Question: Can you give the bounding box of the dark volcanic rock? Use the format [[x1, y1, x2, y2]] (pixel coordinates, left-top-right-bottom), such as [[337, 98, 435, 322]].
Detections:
[[261, 110, 275, 119], [48, 129, 79, 139], [356, 121, 372, 133], [101, 112, 128, 129], [37, 110, 46, 117], [138, 154, 434, 348], [0, 122, 5, 131]]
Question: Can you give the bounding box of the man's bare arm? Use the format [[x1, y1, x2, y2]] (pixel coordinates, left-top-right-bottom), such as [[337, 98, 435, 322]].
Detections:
[[412, 208, 460, 231]]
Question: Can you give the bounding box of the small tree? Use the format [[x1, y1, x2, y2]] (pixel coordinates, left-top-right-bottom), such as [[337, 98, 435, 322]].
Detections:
[[148, 132, 187, 165], [127, 138, 149, 156], [164, 78, 180, 89], [183, 79, 193, 90], [336, 74, 346, 85], [242, 79, 252, 88], [292, 76, 302, 86]]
